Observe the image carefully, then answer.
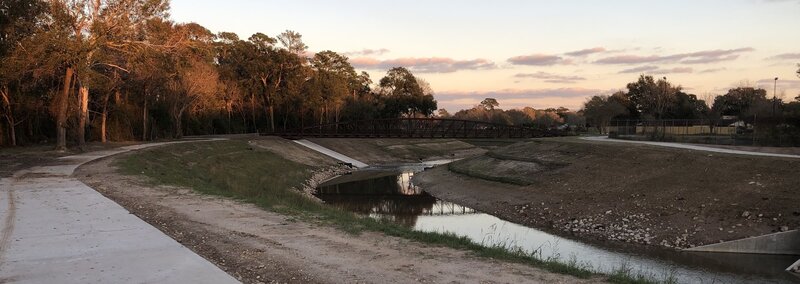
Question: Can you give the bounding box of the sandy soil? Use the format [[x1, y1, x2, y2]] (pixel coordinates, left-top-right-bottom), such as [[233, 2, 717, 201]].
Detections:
[[75, 153, 599, 284], [415, 137, 800, 250]]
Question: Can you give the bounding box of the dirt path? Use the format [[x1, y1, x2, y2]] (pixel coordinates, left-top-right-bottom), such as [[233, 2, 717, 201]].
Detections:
[[76, 153, 599, 284]]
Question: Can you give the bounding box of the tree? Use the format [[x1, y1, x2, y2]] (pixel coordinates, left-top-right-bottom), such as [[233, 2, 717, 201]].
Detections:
[[480, 98, 499, 110], [167, 57, 219, 138], [581, 95, 628, 133], [0, 0, 47, 146], [309, 50, 357, 124], [378, 67, 436, 117], [664, 91, 709, 119], [277, 30, 308, 57], [711, 87, 768, 117], [626, 75, 679, 119]]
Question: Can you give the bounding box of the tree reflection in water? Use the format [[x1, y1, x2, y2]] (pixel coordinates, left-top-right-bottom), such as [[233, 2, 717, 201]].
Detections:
[[316, 171, 477, 228]]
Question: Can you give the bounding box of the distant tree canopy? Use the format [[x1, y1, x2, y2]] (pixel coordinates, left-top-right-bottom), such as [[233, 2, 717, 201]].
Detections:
[[378, 67, 437, 118], [711, 87, 768, 117], [581, 93, 628, 133], [480, 98, 499, 110], [450, 102, 583, 130], [581, 75, 711, 129], [581, 73, 800, 144], [0, 0, 437, 147]]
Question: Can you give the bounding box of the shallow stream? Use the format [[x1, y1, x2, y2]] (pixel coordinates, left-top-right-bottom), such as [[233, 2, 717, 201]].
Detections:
[[316, 163, 799, 283]]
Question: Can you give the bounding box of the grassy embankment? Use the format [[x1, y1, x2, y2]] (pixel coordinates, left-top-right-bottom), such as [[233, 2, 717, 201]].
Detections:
[[116, 139, 668, 284]]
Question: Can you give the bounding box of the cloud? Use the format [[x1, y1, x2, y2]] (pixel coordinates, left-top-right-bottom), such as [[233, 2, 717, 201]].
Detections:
[[514, 72, 586, 84], [665, 67, 694, 73], [766, 53, 800, 60], [595, 48, 754, 65], [619, 66, 694, 74], [343, 48, 390, 57], [699, 67, 727, 73], [763, 0, 800, 3], [565, 47, 607, 57], [755, 78, 800, 89], [597, 55, 662, 65], [507, 54, 573, 66], [619, 65, 660, 73], [436, 87, 606, 111], [350, 57, 496, 73]]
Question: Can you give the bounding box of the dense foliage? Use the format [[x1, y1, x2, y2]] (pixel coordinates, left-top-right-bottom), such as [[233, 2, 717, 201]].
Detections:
[[581, 75, 800, 129], [0, 0, 437, 148], [580, 73, 800, 145]]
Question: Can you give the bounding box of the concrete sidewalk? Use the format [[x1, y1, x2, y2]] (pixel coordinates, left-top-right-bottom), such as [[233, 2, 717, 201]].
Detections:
[[0, 141, 239, 283], [293, 139, 369, 168], [582, 136, 800, 159]]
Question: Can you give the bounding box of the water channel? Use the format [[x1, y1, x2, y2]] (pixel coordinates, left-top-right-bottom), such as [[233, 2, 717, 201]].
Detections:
[[316, 162, 799, 284]]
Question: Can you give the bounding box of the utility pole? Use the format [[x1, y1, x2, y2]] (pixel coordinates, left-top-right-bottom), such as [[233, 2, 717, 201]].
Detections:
[[773, 77, 778, 116]]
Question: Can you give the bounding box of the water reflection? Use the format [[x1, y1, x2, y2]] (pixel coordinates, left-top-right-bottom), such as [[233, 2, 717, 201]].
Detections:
[[316, 166, 800, 284], [317, 171, 477, 227]]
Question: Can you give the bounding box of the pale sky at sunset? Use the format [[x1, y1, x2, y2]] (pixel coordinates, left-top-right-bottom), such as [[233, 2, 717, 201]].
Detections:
[[170, 0, 800, 112]]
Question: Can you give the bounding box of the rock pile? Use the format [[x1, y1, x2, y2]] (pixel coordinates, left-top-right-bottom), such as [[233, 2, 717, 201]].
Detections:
[[296, 165, 351, 201]]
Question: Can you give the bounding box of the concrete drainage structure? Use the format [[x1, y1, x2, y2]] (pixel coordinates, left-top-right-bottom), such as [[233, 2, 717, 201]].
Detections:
[[685, 230, 800, 275]]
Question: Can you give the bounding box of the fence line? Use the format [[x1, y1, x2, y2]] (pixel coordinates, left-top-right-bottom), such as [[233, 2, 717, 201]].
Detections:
[[606, 119, 799, 147]]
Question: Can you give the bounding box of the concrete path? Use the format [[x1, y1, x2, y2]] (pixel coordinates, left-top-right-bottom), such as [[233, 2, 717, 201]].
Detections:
[[293, 139, 369, 168], [582, 136, 800, 159], [0, 140, 240, 284]]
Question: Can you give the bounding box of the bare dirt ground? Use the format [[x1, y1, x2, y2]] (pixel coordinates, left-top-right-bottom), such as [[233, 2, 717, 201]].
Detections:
[[700, 144, 800, 156], [308, 138, 487, 164], [75, 146, 598, 284], [415, 137, 800, 251]]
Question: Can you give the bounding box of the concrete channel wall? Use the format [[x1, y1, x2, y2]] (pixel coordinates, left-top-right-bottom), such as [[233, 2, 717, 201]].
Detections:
[[685, 230, 800, 255], [686, 229, 800, 274]]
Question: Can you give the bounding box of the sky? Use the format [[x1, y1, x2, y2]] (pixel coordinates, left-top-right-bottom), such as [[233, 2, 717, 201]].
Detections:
[[170, 0, 800, 112]]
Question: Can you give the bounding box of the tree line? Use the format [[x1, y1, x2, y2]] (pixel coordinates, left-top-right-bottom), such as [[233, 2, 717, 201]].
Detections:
[[0, 0, 436, 148], [580, 72, 800, 144], [438, 97, 584, 130]]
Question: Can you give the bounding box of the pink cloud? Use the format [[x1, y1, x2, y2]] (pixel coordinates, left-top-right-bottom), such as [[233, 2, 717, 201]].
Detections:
[[514, 72, 586, 84], [766, 53, 800, 60], [618, 65, 660, 73], [344, 48, 391, 57], [507, 54, 573, 66], [350, 57, 496, 73], [595, 48, 754, 65], [699, 67, 727, 73], [619, 66, 693, 74], [565, 47, 607, 57], [756, 78, 800, 89], [436, 88, 608, 111]]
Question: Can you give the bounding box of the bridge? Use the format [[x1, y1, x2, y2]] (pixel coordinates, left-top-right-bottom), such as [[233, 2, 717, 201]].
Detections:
[[264, 118, 557, 139]]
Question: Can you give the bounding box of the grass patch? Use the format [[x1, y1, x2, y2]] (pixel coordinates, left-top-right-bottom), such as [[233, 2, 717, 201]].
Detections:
[[116, 140, 665, 283]]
